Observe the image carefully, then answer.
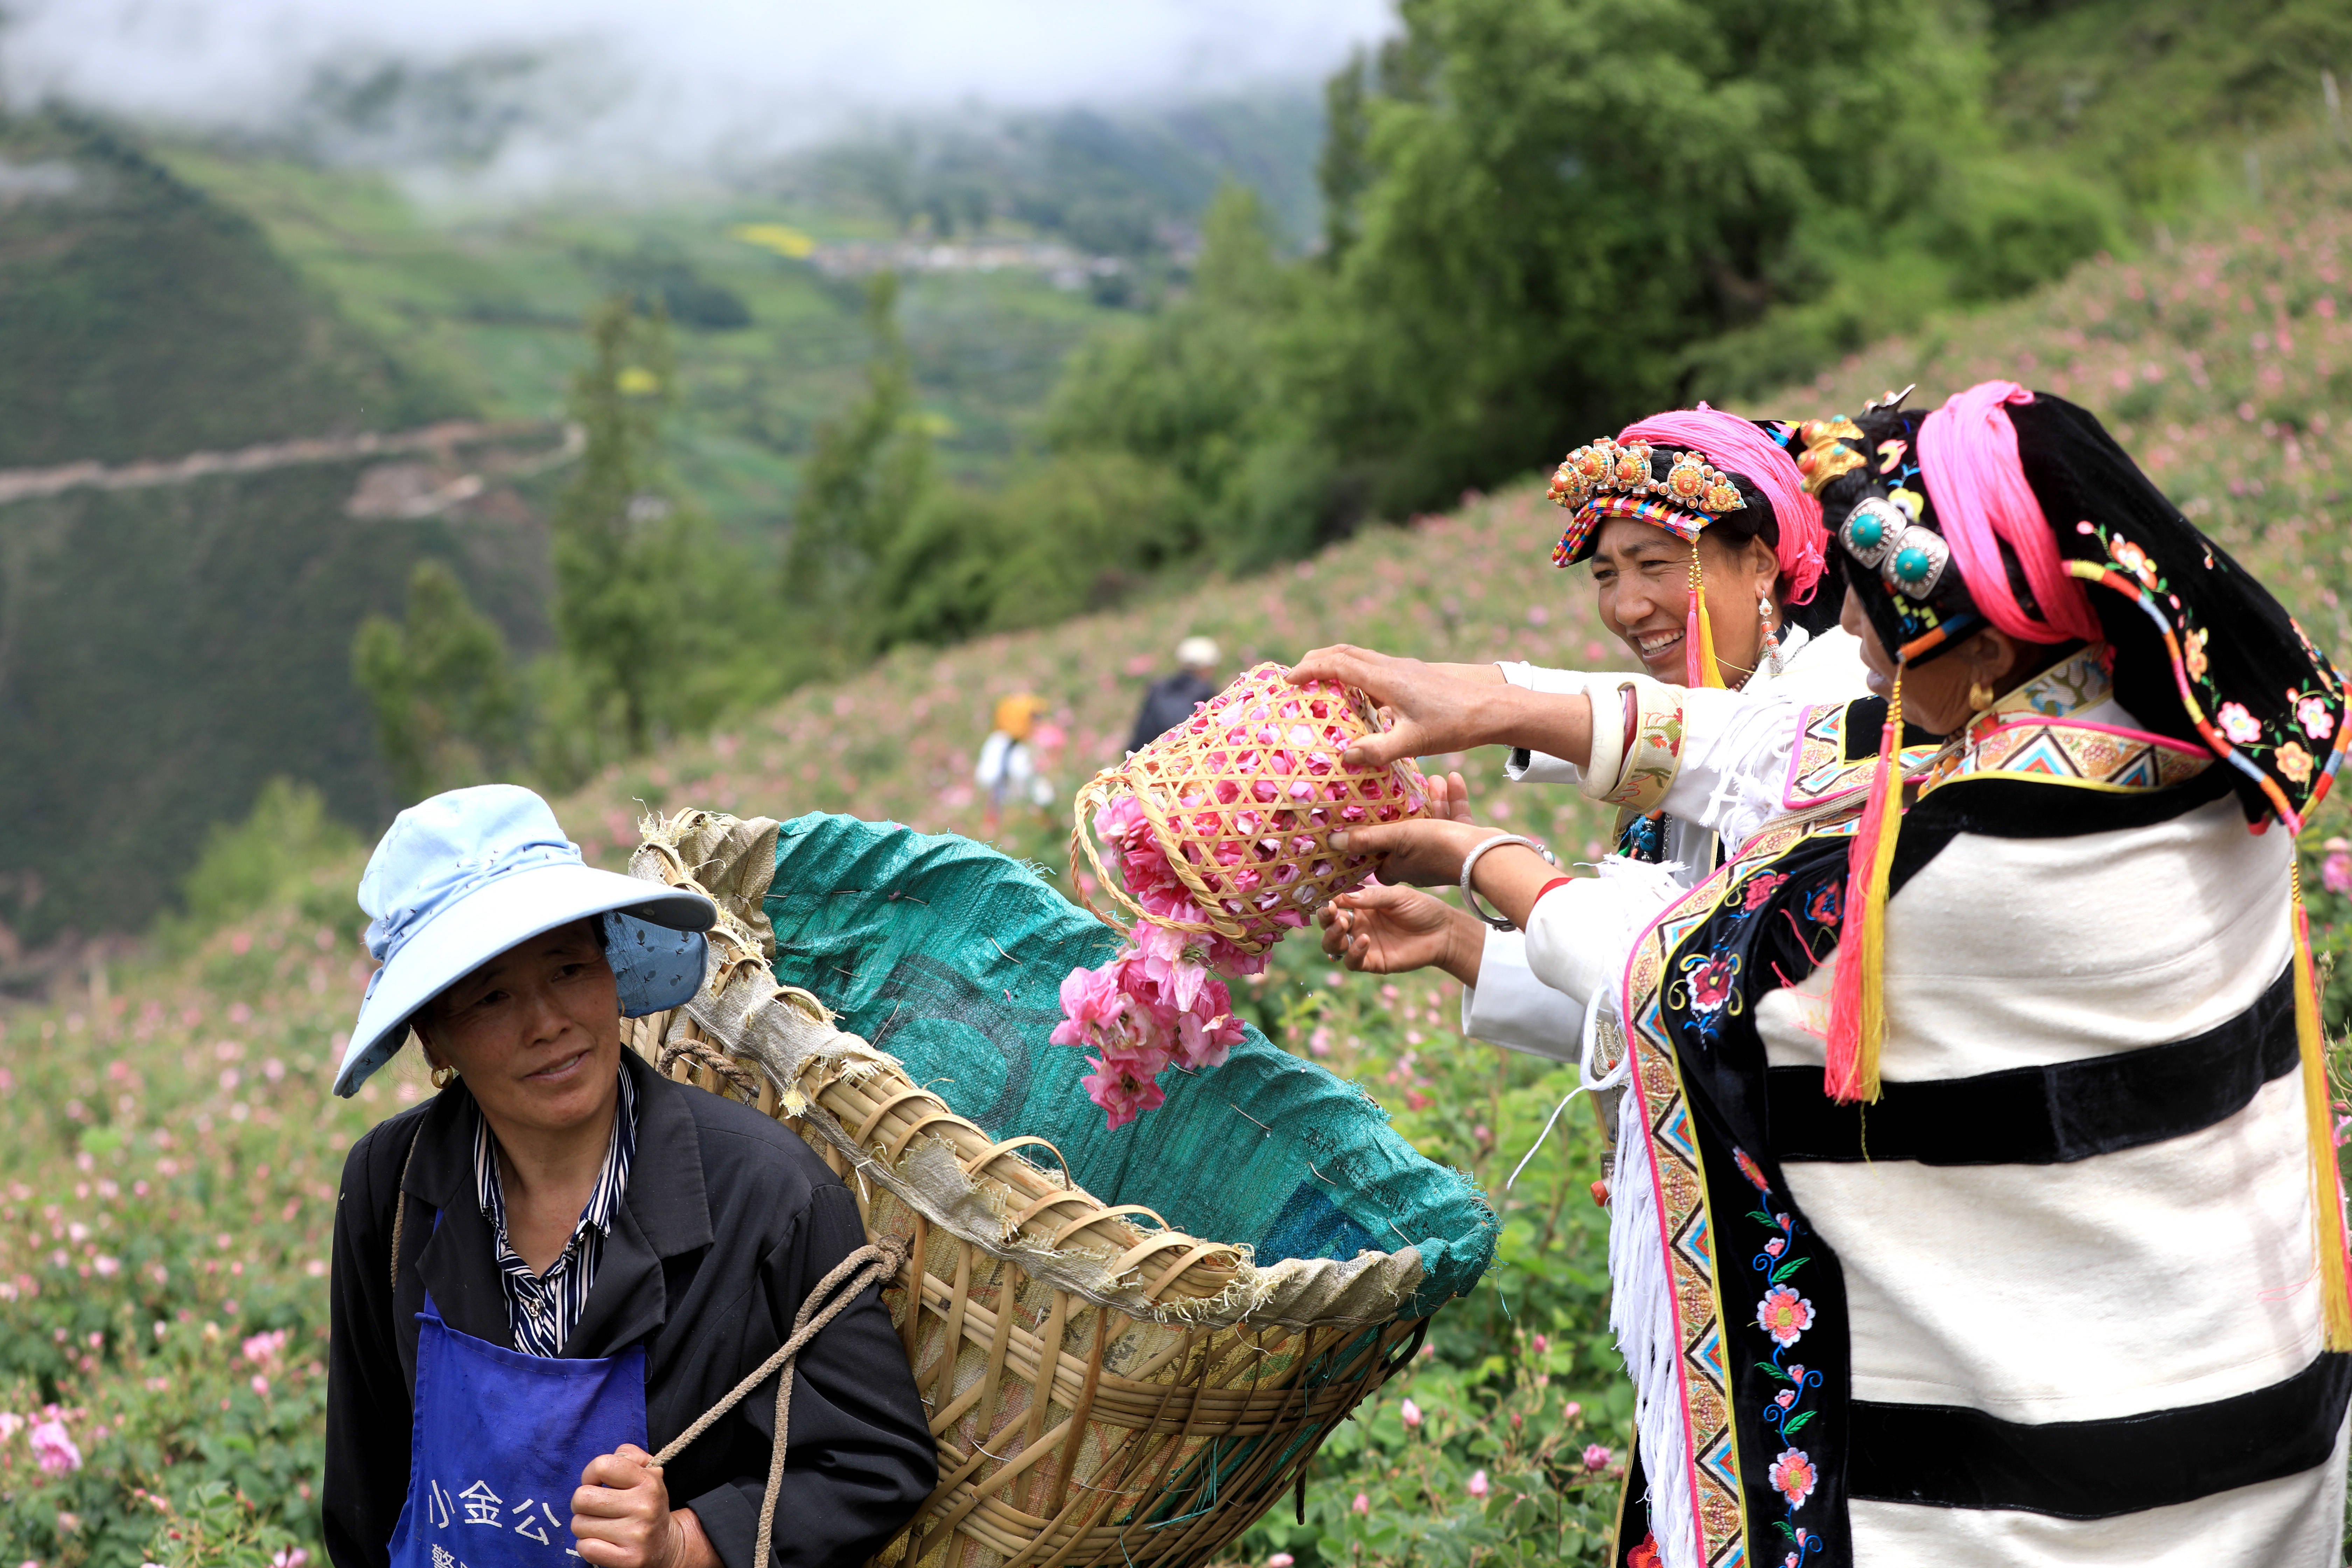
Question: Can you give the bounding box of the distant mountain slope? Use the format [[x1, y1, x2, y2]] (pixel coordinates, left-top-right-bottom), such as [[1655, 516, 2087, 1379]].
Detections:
[[0, 113, 539, 949], [0, 113, 457, 465]]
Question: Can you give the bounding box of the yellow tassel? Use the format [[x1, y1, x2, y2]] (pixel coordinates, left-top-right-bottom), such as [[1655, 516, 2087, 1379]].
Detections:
[[1687, 545, 1727, 689], [1850, 670, 1904, 1102], [2291, 863, 2352, 1350]]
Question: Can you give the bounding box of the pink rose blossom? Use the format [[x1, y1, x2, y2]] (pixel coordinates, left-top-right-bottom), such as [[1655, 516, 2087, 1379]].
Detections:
[[1562, 1401, 1582, 1421], [1352, 1493, 1370, 1516], [1466, 1470, 1490, 1499], [1399, 1398, 1422, 1429], [2324, 851, 2352, 896], [29, 1419, 80, 1474], [1582, 1444, 1611, 1471]]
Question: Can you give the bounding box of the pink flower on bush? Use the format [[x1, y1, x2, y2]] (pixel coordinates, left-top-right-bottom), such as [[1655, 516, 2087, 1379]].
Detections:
[[1531, 1333, 1548, 1354], [0, 1412, 21, 1443], [1399, 1398, 1422, 1429], [243, 1329, 289, 1367], [1562, 1401, 1582, 1421], [2324, 849, 2352, 896], [29, 1419, 80, 1474], [271, 1551, 310, 1568], [1466, 1470, 1490, 1499], [1581, 1444, 1611, 1471], [1266, 1556, 1294, 1568], [1768, 1447, 1818, 1509], [1756, 1285, 1814, 1348], [1352, 1492, 1370, 1516]]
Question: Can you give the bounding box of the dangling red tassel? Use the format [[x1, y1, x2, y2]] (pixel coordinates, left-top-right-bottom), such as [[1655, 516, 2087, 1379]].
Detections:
[[1825, 668, 1904, 1103]]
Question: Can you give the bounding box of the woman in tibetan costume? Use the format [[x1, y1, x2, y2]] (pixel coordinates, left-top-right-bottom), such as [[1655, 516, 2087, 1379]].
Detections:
[[1293, 382, 2352, 1567], [1320, 408, 1865, 1065]]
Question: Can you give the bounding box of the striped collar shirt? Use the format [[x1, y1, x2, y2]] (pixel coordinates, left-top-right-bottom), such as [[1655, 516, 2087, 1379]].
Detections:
[[472, 1065, 638, 1357]]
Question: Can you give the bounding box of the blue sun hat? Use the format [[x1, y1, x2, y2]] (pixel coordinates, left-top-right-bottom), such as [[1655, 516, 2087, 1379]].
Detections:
[[334, 785, 716, 1097]]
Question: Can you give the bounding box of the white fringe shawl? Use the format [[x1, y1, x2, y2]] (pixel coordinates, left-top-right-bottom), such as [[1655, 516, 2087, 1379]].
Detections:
[[1605, 1007, 1701, 1568]]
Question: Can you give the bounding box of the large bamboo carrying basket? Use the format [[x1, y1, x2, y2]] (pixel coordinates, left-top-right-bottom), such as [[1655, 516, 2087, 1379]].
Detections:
[[622, 812, 1431, 1568]]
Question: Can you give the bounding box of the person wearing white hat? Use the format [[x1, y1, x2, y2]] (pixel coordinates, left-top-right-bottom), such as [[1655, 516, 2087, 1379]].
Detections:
[[323, 786, 934, 1568], [1126, 635, 1222, 754]]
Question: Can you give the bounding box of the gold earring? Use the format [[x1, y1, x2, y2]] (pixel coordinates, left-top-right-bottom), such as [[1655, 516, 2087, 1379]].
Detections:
[[1967, 679, 1995, 712], [430, 1064, 458, 1090]]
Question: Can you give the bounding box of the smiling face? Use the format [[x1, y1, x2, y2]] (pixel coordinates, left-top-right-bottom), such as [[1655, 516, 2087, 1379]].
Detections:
[[413, 918, 622, 1141], [1588, 519, 1783, 684]]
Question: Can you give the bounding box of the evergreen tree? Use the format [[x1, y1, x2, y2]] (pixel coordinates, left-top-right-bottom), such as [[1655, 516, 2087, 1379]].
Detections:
[[351, 559, 520, 804], [782, 273, 932, 658], [550, 297, 699, 754]]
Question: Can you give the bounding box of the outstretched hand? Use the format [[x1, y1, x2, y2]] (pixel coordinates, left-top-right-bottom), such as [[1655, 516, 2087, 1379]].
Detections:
[[1320, 883, 1484, 984], [1288, 646, 1500, 771]]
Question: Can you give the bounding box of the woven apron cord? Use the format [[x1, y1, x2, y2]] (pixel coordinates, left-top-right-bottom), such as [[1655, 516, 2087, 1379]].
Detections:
[[653, 1236, 909, 1568]]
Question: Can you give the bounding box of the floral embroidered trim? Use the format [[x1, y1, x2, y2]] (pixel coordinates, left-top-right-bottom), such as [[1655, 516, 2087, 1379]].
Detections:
[[1601, 681, 1687, 813], [1735, 1148, 1826, 1567], [1616, 814, 1824, 1568], [2066, 530, 2352, 830]]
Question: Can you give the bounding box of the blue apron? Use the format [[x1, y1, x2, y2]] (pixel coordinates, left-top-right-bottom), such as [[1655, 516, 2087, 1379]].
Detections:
[[387, 1295, 648, 1568]]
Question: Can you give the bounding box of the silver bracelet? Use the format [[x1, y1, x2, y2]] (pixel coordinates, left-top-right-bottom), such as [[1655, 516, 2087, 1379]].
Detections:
[[1458, 834, 1557, 931]]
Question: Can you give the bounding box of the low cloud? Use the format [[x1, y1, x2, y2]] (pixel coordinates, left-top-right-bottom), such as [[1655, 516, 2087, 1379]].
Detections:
[[1, 0, 1394, 194]]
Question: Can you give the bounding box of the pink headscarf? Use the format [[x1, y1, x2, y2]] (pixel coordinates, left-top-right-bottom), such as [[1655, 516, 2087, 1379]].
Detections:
[[1617, 405, 1828, 605], [1917, 382, 2102, 645]]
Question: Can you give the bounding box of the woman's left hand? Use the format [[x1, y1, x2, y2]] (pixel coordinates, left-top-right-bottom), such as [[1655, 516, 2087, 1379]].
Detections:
[[573, 1445, 718, 1568], [1329, 817, 1491, 887]]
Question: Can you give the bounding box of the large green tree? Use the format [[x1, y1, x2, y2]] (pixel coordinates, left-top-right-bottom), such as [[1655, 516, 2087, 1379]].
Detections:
[[1300, 0, 1980, 516]]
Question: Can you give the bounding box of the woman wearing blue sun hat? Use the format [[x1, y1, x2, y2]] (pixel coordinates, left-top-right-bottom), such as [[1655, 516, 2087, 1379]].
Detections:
[[322, 785, 934, 1568]]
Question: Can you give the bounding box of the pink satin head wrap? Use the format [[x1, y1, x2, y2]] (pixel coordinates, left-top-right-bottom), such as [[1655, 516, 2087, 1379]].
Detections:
[[1617, 405, 1828, 605], [1917, 382, 2102, 645]]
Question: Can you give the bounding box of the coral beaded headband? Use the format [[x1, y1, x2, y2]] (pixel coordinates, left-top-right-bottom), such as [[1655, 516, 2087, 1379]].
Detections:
[[1546, 438, 1746, 566]]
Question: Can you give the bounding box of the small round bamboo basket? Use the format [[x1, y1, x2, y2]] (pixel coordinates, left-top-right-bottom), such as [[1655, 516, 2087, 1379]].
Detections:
[[1069, 663, 1428, 955], [624, 812, 1429, 1568]]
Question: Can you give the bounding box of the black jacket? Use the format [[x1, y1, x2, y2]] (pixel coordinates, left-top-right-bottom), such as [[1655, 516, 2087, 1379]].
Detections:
[[324, 1050, 936, 1568], [1127, 671, 1217, 754]]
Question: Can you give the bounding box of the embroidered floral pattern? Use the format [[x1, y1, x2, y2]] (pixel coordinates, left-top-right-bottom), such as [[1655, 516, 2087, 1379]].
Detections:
[[2072, 517, 2347, 826], [1755, 1283, 1813, 1346], [1667, 952, 1744, 1029], [1737, 1146, 1827, 1565]]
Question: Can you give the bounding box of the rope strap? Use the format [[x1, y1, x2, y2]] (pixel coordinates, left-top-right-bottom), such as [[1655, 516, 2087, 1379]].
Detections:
[[657, 1037, 762, 1101], [653, 1236, 908, 1568]]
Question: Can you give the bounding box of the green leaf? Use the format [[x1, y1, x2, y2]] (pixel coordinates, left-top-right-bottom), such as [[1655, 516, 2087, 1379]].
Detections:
[[1754, 1360, 1790, 1381], [1770, 1256, 1811, 1282], [1782, 1410, 1817, 1435]]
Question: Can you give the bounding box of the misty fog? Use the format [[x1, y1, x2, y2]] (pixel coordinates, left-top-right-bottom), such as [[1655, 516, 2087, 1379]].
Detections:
[[1, 0, 1395, 192]]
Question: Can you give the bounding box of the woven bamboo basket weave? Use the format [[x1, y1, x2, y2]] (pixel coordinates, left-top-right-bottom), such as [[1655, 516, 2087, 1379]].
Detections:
[[621, 811, 1431, 1568], [1070, 663, 1427, 955]]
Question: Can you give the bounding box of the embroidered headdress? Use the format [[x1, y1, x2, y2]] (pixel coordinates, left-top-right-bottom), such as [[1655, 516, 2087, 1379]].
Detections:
[[1547, 406, 1832, 687]]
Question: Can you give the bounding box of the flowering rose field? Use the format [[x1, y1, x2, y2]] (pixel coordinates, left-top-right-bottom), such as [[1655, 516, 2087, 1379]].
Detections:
[[8, 159, 2352, 1567]]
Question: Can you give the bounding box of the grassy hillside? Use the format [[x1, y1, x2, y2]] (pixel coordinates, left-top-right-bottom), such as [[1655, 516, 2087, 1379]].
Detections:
[[4, 147, 2352, 1568]]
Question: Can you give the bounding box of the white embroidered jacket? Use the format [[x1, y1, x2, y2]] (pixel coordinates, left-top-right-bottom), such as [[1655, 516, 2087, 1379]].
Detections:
[[1459, 623, 1868, 1057]]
